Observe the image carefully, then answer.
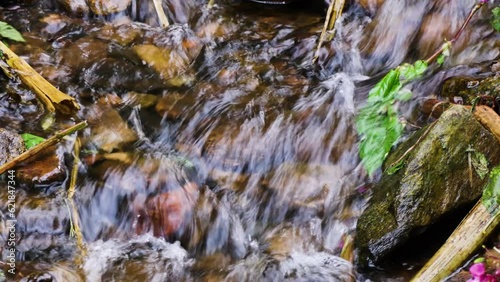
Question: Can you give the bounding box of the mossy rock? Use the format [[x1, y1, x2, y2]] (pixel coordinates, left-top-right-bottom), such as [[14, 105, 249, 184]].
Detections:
[[441, 75, 500, 105], [356, 105, 500, 265]]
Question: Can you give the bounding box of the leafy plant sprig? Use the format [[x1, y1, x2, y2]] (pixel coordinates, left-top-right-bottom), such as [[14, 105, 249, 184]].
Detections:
[[356, 0, 489, 176], [0, 21, 24, 43]]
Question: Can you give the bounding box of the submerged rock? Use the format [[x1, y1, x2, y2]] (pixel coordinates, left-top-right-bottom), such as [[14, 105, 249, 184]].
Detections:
[[0, 128, 25, 166], [132, 25, 203, 87], [84, 102, 138, 153], [16, 146, 66, 187], [0, 188, 73, 264], [356, 105, 500, 265]]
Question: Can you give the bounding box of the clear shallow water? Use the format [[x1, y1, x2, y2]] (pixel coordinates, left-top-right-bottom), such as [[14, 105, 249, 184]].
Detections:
[[0, 0, 498, 281]]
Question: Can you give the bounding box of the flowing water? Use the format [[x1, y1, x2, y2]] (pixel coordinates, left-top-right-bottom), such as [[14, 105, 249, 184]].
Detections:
[[0, 0, 498, 281]]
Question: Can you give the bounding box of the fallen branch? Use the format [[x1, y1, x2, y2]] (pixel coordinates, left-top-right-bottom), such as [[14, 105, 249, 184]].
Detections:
[[473, 106, 500, 144], [410, 200, 500, 282], [0, 121, 87, 174], [0, 41, 80, 115]]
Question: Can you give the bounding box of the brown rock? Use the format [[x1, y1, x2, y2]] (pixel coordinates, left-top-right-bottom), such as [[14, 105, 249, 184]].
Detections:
[[88, 0, 131, 15], [122, 92, 159, 109], [155, 92, 194, 120], [357, 0, 384, 14], [40, 14, 70, 35], [85, 102, 138, 153], [55, 37, 109, 70], [96, 24, 141, 46], [136, 181, 200, 237], [55, 0, 89, 15], [133, 44, 195, 87], [16, 146, 65, 186]]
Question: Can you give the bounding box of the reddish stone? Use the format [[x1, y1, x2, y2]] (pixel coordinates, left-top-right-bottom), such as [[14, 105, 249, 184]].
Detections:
[[135, 181, 199, 237], [16, 146, 65, 186]]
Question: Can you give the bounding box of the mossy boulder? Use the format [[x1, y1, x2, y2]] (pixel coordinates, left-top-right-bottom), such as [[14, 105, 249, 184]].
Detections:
[[441, 75, 500, 106], [356, 105, 500, 265]]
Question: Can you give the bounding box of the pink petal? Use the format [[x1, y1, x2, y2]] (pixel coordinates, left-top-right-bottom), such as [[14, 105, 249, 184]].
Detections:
[[470, 263, 486, 277]]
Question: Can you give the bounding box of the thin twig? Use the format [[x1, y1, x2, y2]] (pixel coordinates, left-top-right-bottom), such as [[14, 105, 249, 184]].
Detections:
[[312, 0, 345, 64], [424, 1, 485, 65], [152, 0, 170, 28], [68, 137, 80, 199], [466, 145, 474, 188], [0, 121, 87, 174], [66, 136, 86, 265]]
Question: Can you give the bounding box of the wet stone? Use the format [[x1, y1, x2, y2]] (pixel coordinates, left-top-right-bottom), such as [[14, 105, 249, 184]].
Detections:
[[88, 0, 132, 15], [155, 92, 195, 120], [133, 44, 195, 87], [440, 75, 500, 106], [55, 37, 109, 71], [0, 128, 25, 166], [0, 188, 73, 262], [54, 0, 89, 15], [122, 92, 159, 109], [95, 23, 141, 46], [16, 262, 84, 282], [16, 146, 65, 187], [356, 105, 500, 265], [40, 14, 70, 35], [132, 25, 203, 87], [84, 102, 138, 153]]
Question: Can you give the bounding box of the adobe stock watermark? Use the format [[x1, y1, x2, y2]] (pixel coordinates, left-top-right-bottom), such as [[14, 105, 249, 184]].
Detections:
[[4, 170, 17, 276]]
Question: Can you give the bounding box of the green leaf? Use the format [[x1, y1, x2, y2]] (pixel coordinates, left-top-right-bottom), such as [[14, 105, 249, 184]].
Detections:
[[482, 165, 500, 214], [21, 133, 45, 149], [367, 69, 401, 103], [356, 70, 403, 176], [356, 60, 428, 176], [413, 60, 427, 75], [0, 21, 25, 42], [400, 60, 428, 81], [472, 151, 489, 180], [474, 257, 485, 264], [396, 88, 413, 102], [437, 54, 445, 65], [492, 7, 500, 32]]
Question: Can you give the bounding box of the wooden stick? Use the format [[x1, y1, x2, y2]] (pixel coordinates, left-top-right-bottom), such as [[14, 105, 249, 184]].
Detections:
[[152, 0, 170, 28], [473, 106, 500, 144], [0, 121, 87, 174], [411, 201, 500, 282], [68, 137, 81, 199], [0, 41, 80, 114], [312, 0, 345, 64]]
